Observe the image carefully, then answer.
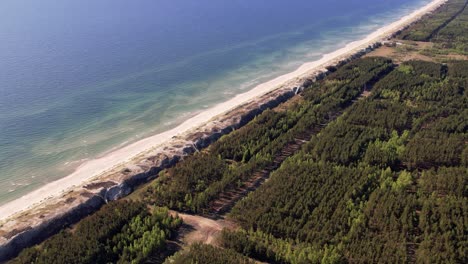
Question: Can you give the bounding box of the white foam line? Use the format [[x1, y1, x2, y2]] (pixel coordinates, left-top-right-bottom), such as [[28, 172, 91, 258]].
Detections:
[[0, 0, 446, 221]]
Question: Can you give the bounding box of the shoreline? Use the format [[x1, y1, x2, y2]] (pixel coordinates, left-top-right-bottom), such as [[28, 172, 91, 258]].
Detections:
[[0, 0, 448, 259], [0, 0, 446, 223]]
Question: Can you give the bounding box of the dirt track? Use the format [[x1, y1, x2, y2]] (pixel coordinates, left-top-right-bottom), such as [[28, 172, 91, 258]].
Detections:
[[170, 211, 236, 246]]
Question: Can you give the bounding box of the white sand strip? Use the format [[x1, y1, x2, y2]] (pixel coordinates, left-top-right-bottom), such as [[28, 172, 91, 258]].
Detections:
[[0, 0, 446, 221]]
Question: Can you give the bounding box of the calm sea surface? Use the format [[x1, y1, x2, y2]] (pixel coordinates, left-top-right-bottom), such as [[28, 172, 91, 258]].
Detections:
[[0, 0, 431, 205]]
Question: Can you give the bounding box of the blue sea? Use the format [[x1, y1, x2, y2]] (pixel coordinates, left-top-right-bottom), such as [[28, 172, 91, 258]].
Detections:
[[0, 0, 431, 205]]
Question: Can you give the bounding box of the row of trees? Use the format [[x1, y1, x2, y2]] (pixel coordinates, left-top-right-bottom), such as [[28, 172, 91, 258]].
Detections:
[[221, 229, 342, 264], [11, 202, 181, 264], [143, 57, 393, 214], [431, 0, 468, 53], [165, 243, 255, 264], [399, 0, 468, 55], [222, 59, 467, 263], [399, 0, 467, 42]]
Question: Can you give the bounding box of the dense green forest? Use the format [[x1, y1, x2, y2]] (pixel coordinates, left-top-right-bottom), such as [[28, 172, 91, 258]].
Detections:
[[9, 0, 467, 263], [400, 0, 468, 54], [164, 243, 255, 264], [11, 202, 181, 264], [141, 57, 393, 215], [225, 59, 467, 263]]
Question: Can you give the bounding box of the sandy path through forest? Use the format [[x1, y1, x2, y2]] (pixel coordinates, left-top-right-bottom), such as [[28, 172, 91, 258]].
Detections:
[[169, 211, 236, 246]]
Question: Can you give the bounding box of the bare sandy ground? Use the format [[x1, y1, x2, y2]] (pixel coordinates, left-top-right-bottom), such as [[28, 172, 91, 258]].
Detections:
[[170, 212, 236, 246], [365, 40, 468, 63], [0, 0, 447, 221]]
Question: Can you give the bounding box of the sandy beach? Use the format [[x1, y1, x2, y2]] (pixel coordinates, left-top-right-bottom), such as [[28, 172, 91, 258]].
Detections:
[[0, 0, 447, 222]]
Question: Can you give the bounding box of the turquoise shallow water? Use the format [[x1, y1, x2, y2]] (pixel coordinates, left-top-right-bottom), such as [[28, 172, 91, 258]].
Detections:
[[0, 0, 431, 205]]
